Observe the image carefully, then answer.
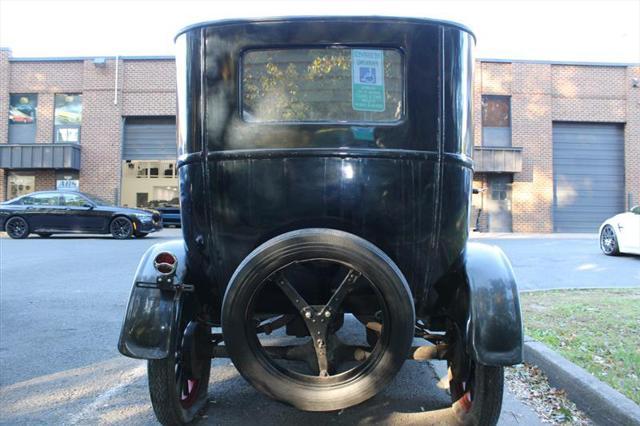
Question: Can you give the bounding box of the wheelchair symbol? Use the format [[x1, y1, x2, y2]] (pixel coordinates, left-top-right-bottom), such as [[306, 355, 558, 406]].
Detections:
[[359, 67, 376, 84]]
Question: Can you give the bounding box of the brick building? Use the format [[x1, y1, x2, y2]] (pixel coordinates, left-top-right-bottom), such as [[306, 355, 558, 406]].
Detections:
[[1, 48, 638, 232]]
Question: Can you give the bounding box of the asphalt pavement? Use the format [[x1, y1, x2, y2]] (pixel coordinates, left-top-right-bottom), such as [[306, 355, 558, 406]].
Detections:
[[3, 230, 635, 425], [471, 233, 640, 290]]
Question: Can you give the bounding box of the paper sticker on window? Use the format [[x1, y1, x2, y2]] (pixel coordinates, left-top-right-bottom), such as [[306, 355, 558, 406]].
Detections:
[[351, 50, 385, 112]]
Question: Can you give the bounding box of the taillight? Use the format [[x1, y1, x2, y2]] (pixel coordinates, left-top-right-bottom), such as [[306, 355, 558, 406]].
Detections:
[[154, 252, 177, 275]]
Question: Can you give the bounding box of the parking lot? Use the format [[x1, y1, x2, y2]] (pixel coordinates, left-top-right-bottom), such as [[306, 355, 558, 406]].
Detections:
[[473, 233, 640, 291], [1, 230, 638, 425]]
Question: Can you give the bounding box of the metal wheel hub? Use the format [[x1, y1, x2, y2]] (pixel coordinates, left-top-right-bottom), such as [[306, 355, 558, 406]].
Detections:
[[601, 227, 616, 252], [111, 218, 131, 237], [7, 219, 27, 237], [248, 260, 388, 381]]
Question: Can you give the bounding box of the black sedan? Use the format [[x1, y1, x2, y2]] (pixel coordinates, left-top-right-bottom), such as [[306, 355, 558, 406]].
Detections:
[[0, 191, 162, 239]]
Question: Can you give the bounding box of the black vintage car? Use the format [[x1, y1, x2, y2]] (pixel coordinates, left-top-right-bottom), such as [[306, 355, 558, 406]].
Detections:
[[118, 16, 523, 425], [0, 191, 162, 239]]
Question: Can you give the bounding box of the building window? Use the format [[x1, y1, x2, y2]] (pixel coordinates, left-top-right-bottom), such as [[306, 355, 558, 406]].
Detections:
[[7, 172, 35, 199], [9, 94, 37, 144], [54, 94, 82, 143], [121, 160, 178, 208], [481, 95, 511, 147]]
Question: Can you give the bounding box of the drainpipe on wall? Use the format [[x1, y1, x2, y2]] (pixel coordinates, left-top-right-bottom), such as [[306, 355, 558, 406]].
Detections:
[[115, 55, 121, 205]]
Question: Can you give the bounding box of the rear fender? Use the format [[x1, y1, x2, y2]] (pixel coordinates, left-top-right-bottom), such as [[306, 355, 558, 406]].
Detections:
[[117, 239, 188, 359], [463, 242, 524, 366]]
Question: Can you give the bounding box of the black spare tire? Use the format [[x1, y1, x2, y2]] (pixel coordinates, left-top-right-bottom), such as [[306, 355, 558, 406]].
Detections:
[[221, 228, 415, 412]]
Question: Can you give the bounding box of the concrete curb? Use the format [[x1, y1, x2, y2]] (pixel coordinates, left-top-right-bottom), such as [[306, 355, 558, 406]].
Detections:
[[524, 338, 640, 426]]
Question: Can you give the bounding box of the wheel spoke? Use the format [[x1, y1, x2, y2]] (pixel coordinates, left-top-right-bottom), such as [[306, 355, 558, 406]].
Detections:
[[175, 362, 184, 392], [274, 271, 337, 376], [319, 268, 361, 318], [312, 338, 330, 376], [274, 272, 311, 313], [270, 267, 368, 377], [182, 378, 191, 399], [256, 314, 294, 334]]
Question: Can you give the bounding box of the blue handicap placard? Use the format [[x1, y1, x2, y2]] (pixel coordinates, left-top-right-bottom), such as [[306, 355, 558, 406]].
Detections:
[[351, 50, 385, 112]]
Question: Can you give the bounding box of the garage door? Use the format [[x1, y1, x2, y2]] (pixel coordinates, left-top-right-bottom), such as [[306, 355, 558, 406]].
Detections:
[[553, 122, 624, 233], [123, 117, 176, 160]]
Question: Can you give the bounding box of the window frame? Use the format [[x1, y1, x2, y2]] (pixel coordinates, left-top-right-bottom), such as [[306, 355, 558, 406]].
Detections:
[[481, 95, 512, 147], [6, 172, 35, 199], [54, 93, 83, 143], [60, 192, 93, 207], [21, 192, 62, 206], [239, 46, 407, 126], [8, 93, 38, 145], [9, 93, 38, 126]]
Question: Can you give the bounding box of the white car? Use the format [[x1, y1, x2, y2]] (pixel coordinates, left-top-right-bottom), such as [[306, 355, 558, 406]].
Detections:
[[599, 206, 640, 255]]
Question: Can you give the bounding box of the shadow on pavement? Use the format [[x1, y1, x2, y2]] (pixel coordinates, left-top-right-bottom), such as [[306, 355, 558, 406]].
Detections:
[[0, 355, 459, 425]]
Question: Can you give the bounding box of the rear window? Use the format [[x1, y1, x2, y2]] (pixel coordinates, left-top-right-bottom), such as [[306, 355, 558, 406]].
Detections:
[[242, 48, 404, 123]]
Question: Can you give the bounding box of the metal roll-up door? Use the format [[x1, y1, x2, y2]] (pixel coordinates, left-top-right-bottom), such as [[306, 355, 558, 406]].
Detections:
[[123, 117, 177, 160], [553, 122, 624, 233]]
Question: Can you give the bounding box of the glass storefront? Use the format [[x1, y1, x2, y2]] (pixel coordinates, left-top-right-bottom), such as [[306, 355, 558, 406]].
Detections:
[[121, 160, 178, 208], [7, 172, 35, 199]]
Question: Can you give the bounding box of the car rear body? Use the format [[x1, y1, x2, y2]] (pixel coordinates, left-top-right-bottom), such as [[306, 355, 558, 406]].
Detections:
[[174, 16, 475, 317]]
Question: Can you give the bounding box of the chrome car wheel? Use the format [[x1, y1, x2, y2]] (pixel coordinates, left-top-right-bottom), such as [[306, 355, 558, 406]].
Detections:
[[600, 225, 619, 256]]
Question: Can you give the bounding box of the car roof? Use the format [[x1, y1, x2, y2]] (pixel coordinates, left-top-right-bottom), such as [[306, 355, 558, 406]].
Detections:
[[175, 15, 476, 42], [21, 190, 85, 196], [13, 190, 91, 200]]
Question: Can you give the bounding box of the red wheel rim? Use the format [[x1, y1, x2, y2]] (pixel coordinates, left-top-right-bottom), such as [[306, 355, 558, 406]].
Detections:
[[452, 381, 472, 412], [180, 378, 200, 408], [458, 390, 472, 412]]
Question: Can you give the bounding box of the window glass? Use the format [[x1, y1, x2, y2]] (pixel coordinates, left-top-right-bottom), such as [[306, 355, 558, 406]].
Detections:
[[54, 94, 82, 143], [242, 48, 403, 123], [9, 94, 37, 124], [490, 177, 510, 200], [631, 206, 640, 215], [83, 193, 110, 206], [7, 173, 35, 198], [56, 128, 79, 143], [121, 160, 178, 208], [482, 95, 511, 147], [482, 96, 510, 127], [22, 193, 60, 206], [61, 193, 88, 207]]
